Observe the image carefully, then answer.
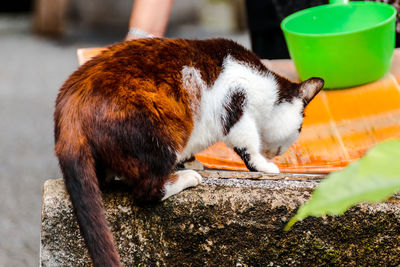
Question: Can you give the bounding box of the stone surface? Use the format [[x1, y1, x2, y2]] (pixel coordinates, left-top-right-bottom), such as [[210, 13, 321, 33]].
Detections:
[[41, 171, 400, 266]]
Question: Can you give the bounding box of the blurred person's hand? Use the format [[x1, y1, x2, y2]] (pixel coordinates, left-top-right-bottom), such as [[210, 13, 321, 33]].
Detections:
[[125, 0, 174, 41]]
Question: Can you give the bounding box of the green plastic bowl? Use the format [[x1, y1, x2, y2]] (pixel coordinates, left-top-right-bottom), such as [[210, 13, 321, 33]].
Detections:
[[281, 1, 396, 89]]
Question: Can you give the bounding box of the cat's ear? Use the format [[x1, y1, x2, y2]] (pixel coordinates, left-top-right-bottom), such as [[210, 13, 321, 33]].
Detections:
[[299, 77, 324, 105]]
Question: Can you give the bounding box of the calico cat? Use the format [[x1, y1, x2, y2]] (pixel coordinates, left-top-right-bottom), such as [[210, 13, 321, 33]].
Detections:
[[54, 38, 323, 266]]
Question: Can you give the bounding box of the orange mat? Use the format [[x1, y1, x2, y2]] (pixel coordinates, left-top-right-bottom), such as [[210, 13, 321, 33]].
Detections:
[[77, 48, 400, 173]]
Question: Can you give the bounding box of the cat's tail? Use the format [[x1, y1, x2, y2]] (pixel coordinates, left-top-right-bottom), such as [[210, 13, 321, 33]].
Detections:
[[56, 138, 121, 267]]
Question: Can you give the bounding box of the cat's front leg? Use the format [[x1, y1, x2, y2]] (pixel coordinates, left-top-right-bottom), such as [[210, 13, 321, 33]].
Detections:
[[224, 115, 280, 174]]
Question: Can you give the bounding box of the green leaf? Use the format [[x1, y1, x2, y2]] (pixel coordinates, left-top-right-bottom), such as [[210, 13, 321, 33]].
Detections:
[[285, 139, 400, 231]]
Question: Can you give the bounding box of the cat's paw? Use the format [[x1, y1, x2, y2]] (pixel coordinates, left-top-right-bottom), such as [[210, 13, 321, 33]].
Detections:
[[258, 162, 280, 174], [248, 154, 280, 174], [176, 169, 203, 185], [162, 170, 202, 200]]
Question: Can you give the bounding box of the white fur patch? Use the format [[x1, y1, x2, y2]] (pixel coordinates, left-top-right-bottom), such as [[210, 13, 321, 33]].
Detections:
[[181, 66, 207, 119], [224, 113, 261, 151], [162, 170, 202, 200], [178, 57, 279, 161], [261, 98, 303, 156], [181, 66, 206, 91]]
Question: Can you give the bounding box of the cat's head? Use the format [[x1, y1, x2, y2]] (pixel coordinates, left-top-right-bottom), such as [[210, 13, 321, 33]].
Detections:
[[261, 77, 324, 159]]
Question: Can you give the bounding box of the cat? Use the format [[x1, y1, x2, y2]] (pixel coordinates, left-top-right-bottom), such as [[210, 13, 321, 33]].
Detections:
[[54, 38, 323, 266]]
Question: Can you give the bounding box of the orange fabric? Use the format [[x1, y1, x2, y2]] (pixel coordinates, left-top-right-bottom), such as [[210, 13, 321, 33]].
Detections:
[[77, 48, 400, 173]]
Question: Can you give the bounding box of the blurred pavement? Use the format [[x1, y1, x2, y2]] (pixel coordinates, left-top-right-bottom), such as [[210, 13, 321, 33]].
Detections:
[[0, 14, 249, 266]]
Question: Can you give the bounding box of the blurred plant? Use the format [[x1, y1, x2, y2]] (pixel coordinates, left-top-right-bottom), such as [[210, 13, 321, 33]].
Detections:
[[285, 139, 400, 231]]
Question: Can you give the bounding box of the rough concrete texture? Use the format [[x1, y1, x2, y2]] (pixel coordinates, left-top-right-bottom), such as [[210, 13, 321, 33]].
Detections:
[[41, 173, 400, 266]]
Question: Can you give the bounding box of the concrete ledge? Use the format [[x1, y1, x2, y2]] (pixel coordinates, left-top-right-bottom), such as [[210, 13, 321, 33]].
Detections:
[[41, 171, 400, 266]]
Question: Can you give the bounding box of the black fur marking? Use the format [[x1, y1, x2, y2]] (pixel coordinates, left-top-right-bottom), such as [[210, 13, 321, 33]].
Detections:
[[276, 146, 282, 156], [222, 88, 247, 135], [298, 109, 305, 133], [297, 125, 302, 133], [274, 75, 300, 104], [175, 162, 185, 169], [175, 155, 195, 170], [233, 147, 258, 172]]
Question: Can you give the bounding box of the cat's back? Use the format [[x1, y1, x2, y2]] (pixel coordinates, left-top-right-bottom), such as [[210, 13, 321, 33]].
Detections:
[[60, 38, 265, 95], [59, 39, 209, 99], [56, 38, 267, 117]]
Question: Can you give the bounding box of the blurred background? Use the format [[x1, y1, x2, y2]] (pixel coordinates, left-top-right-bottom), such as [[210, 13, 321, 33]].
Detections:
[[0, 0, 249, 265]]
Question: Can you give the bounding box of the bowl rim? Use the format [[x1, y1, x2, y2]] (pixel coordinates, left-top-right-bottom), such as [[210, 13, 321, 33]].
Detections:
[[281, 2, 397, 37]]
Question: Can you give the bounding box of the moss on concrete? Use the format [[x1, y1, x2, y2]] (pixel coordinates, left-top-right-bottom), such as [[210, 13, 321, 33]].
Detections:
[[41, 175, 400, 266]]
